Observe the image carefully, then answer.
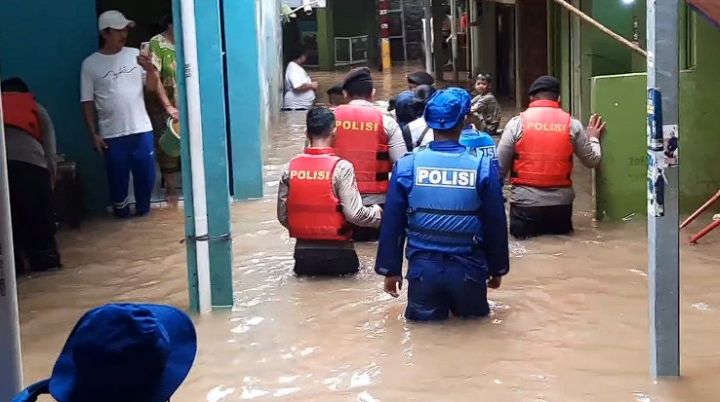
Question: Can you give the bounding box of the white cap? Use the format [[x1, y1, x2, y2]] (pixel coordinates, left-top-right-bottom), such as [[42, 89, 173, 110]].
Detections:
[[98, 10, 135, 31]]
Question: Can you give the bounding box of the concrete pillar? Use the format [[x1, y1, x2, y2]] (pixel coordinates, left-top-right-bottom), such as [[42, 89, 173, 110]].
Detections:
[[647, 0, 680, 378]]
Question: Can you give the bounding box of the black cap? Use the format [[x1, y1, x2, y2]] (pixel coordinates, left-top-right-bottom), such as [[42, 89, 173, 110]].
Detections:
[[326, 83, 343, 96], [342, 67, 373, 91], [528, 75, 561, 96], [407, 71, 434, 86]]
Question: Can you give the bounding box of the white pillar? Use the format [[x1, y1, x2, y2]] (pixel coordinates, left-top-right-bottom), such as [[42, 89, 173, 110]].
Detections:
[[180, 0, 212, 314], [423, 0, 433, 74], [0, 85, 23, 401], [469, 0, 480, 76]]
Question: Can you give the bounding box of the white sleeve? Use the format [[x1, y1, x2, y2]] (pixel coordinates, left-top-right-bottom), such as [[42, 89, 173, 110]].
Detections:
[[80, 59, 94, 102], [384, 116, 408, 163], [287, 64, 310, 90]]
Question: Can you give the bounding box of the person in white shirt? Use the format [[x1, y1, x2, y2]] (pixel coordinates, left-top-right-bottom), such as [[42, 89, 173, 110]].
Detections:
[[80, 10, 158, 218], [283, 48, 317, 110], [403, 84, 437, 151]]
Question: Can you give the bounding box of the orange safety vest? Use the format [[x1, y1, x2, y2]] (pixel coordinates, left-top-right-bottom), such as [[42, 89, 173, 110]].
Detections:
[[333, 104, 390, 195], [1, 92, 42, 143], [287, 147, 352, 241], [511, 100, 573, 188]]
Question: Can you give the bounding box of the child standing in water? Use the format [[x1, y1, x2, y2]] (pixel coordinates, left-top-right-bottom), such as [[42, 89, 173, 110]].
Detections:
[[470, 74, 502, 136]]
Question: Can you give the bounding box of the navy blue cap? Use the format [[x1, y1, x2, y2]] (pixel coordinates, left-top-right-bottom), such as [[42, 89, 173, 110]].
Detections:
[[342, 67, 373, 90], [13, 303, 197, 402], [407, 71, 434, 86], [423, 87, 471, 131], [528, 75, 560, 96]]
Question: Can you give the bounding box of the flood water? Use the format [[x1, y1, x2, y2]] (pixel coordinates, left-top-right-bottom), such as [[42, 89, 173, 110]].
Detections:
[[16, 68, 720, 402]]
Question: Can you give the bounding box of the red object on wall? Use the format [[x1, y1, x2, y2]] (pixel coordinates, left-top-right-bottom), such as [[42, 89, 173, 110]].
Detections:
[[687, 0, 720, 28], [378, 0, 390, 39]]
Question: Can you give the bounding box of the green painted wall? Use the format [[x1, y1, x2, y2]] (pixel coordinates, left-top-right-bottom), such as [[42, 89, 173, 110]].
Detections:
[[552, 0, 646, 120], [549, 0, 594, 120], [332, 0, 377, 69], [589, 0, 643, 76], [592, 17, 720, 220], [316, 5, 334, 70], [550, 3, 571, 110]]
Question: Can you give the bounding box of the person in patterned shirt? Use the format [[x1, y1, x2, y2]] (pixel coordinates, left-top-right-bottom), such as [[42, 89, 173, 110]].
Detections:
[[148, 13, 180, 203]]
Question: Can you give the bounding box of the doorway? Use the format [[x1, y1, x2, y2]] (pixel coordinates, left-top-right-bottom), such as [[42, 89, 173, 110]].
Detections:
[[95, 0, 179, 205], [515, 0, 548, 108], [495, 4, 516, 100]]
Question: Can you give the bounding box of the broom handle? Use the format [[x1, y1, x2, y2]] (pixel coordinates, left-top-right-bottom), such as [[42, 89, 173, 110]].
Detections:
[[551, 0, 648, 57]]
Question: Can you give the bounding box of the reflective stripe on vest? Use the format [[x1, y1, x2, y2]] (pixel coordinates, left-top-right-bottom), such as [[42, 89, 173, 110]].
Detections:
[[1, 92, 42, 142], [407, 148, 483, 254], [333, 104, 390, 195], [287, 148, 351, 241], [511, 100, 573, 188]]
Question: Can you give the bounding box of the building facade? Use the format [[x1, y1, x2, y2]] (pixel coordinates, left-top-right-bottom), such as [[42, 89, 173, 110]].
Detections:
[[0, 0, 282, 214]]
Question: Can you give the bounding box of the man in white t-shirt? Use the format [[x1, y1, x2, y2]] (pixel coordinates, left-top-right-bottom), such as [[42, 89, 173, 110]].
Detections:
[[402, 85, 437, 151], [81, 10, 158, 218], [405, 117, 433, 149], [283, 48, 317, 110]]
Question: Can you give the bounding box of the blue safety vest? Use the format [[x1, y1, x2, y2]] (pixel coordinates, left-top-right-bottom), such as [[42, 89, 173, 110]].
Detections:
[[459, 127, 496, 160], [460, 127, 502, 187], [407, 147, 483, 254]]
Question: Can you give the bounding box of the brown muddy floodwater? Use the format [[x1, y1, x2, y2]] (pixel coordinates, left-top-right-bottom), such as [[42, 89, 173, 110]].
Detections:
[[16, 68, 720, 402]]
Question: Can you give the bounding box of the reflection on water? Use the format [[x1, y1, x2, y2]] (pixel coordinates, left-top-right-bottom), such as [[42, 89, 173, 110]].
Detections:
[[16, 67, 720, 402]]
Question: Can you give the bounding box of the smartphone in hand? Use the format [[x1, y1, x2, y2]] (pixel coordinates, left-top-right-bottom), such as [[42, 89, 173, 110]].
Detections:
[[140, 41, 150, 57]]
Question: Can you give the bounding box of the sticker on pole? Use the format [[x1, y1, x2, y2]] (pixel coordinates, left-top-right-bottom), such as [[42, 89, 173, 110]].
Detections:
[[647, 89, 663, 152], [647, 88, 666, 217], [663, 124, 678, 166], [647, 151, 667, 217]]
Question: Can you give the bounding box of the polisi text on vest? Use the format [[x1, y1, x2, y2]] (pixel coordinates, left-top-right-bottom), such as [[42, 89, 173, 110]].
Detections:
[[290, 170, 332, 180], [335, 120, 379, 132], [416, 168, 477, 189], [527, 122, 567, 132]]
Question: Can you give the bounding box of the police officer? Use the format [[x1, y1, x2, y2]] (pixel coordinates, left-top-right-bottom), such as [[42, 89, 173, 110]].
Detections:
[[334, 67, 408, 242], [460, 122, 496, 162], [497, 75, 606, 239], [460, 122, 502, 184], [375, 88, 509, 321], [2, 78, 62, 273], [402, 84, 437, 152], [326, 84, 346, 107], [277, 107, 383, 276], [407, 71, 435, 90]]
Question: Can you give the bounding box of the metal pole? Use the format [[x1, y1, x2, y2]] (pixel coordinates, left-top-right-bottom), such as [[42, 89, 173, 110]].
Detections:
[[647, 0, 680, 378], [0, 84, 24, 401], [423, 0, 433, 74], [379, 0, 392, 70], [400, 0, 408, 62], [432, 0, 446, 82], [688, 219, 720, 245], [680, 190, 720, 229], [469, 0, 480, 77], [449, 0, 459, 84], [570, 0, 582, 117]]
